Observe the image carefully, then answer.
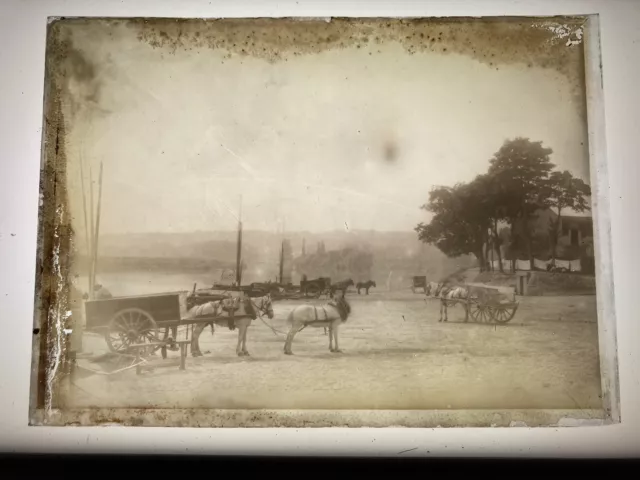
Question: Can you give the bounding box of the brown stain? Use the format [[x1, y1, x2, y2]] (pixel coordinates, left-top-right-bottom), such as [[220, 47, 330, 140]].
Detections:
[[31, 15, 592, 425], [46, 16, 589, 126], [31, 407, 608, 429], [382, 140, 398, 164], [30, 20, 78, 418]]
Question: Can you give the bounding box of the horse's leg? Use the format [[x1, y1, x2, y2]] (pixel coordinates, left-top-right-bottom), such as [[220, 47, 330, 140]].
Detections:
[[284, 323, 301, 355], [328, 325, 334, 352], [366, 287, 370, 295], [438, 300, 443, 322], [333, 323, 342, 353], [235, 326, 245, 357], [241, 321, 250, 356], [444, 301, 449, 322], [191, 323, 206, 357]]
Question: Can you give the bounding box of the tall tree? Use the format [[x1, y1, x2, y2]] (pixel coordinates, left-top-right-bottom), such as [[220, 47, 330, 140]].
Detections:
[[469, 174, 506, 272], [543, 170, 592, 264], [415, 182, 491, 270], [487, 137, 555, 269]]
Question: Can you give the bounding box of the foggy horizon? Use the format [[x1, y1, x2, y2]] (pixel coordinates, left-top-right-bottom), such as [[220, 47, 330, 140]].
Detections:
[[62, 22, 591, 237]]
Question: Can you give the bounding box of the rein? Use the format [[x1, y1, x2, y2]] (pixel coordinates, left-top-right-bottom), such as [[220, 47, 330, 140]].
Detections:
[[251, 297, 286, 337]]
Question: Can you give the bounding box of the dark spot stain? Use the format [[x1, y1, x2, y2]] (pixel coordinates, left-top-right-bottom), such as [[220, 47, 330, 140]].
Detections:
[[383, 141, 398, 163], [33, 328, 40, 335]]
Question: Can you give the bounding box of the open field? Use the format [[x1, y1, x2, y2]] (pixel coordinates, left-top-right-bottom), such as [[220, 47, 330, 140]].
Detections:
[[64, 284, 602, 411]]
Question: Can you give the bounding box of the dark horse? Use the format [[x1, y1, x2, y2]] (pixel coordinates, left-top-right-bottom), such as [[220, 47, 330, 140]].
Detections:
[[329, 278, 354, 298], [356, 280, 376, 295]]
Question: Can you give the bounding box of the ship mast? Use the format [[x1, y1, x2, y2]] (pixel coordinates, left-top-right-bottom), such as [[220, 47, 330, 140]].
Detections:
[[279, 240, 284, 284], [235, 194, 242, 286]]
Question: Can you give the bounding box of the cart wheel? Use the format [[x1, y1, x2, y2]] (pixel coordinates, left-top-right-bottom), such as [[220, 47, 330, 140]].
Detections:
[[476, 305, 493, 323], [468, 300, 481, 322], [491, 304, 519, 324], [105, 308, 160, 355]]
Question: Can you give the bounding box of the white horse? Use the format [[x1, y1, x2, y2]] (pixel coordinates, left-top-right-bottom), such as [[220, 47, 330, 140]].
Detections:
[[284, 290, 352, 355], [189, 294, 274, 357], [434, 283, 470, 322]]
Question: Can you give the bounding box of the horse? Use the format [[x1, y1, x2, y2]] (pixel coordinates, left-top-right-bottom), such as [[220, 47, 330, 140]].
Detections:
[[356, 280, 376, 295], [284, 290, 352, 355], [189, 293, 274, 357], [433, 283, 470, 322], [329, 278, 354, 298]]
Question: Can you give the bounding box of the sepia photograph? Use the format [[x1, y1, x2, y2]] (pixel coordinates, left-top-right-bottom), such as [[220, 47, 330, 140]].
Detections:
[[30, 15, 618, 428]]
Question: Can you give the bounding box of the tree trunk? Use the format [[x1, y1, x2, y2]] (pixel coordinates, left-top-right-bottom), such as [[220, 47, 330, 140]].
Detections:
[[550, 208, 562, 265], [476, 249, 485, 272], [509, 217, 518, 273], [493, 218, 504, 273]]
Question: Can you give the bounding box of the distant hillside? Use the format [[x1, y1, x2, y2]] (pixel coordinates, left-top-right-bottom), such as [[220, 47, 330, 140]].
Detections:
[[84, 230, 476, 287]]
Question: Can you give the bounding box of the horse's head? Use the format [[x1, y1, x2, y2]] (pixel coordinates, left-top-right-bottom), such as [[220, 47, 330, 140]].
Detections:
[[347, 278, 354, 287], [371, 280, 377, 288], [255, 294, 274, 319]]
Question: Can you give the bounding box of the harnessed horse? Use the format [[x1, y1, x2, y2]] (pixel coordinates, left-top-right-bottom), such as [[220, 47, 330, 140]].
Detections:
[[284, 290, 352, 355], [356, 280, 376, 295], [433, 283, 470, 322], [329, 278, 354, 298], [189, 294, 274, 357]]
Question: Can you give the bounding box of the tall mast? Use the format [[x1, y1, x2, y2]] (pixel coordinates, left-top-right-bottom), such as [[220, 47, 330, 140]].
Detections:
[[91, 162, 104, 295], [235, 195, 242, 286], [279, 240, 284, 284]]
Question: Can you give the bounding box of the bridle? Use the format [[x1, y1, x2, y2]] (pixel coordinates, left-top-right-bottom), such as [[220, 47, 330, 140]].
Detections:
[[251, 295, 273, 318]]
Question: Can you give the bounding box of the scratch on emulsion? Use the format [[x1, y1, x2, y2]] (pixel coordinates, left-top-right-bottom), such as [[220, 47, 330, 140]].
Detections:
[[45, 203, 68, 419]]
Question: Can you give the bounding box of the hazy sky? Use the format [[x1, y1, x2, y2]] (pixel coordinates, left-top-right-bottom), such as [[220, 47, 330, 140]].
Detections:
[[65, 27, 590, 236]]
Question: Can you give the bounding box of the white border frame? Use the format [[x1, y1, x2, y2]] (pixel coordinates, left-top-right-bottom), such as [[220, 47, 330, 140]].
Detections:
[[1, 0, 638, 457]]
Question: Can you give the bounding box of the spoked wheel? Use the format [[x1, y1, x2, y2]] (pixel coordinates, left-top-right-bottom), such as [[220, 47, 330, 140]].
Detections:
[[105, 308, 160, 355], [491, 303, 519, 324], [467, 300, 481, 322], [474, 305, 494, 323]]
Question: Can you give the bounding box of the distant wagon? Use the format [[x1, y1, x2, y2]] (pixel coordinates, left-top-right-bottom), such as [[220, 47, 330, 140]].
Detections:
[[411, 276, 427, 293], [300, 277, 331, 298]]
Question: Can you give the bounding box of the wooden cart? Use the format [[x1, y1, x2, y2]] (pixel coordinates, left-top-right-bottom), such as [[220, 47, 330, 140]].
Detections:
[[431, 284, 520, 324], [83, 290, 253, 373]]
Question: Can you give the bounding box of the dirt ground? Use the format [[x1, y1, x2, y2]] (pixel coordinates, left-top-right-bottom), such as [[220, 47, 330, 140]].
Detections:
[[63, 290, 602, 411]]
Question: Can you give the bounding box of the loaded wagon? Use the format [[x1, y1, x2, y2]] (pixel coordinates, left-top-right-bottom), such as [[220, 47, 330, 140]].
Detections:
[[465, 285, 520, 324], [300, 277, 331, 298], [427, 283, 520, 325]]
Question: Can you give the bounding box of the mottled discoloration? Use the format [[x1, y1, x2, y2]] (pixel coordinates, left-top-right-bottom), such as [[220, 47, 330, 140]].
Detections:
[[51, 16, 588, 115], [31, 406, 607, 428], [29, 16, 609, 428], [30, 20, 77, 423]]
